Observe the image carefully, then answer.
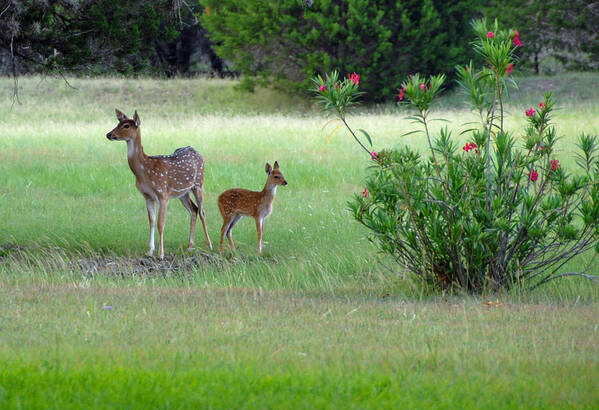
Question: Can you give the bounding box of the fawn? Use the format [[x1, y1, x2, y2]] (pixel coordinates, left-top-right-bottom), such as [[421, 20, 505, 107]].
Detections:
[[106, 109, 212, 259], [218, 161, 288, 254]]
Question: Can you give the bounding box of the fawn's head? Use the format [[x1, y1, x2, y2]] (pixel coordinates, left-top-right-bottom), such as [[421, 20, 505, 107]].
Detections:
[[106, 109, 140, 141], [266, 161, 288, 186]]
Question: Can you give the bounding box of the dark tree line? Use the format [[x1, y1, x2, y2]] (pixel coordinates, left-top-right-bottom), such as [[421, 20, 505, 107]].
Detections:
[[2, 0, 598, 102], [0, 0, 227, 78], [485, 0, 599, 74]]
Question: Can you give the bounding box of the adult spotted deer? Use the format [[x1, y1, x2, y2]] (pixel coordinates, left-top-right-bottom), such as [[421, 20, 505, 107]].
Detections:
[[106, 109, 212, 259], [218, 162, 288, 254]]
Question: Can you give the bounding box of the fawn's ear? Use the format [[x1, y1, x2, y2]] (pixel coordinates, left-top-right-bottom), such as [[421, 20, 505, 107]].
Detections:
[[273, 161, 279, 170], [133, 110, 141, 127], [115, 109, 127, 122], [265, 163, 272, 175]]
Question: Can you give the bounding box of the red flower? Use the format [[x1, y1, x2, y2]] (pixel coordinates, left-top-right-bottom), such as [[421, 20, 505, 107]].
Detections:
[[487, 31, 494, 39], [399, 88, 405, 101], [526, 107, 535, 117], [513, 37, 521, 47], [370, 150, 378, 159], [463, 142, 478, 153], [539, 102, 546, 109], [529, 169, 538, 182], [362, 188, 368, 198], [550, 159, 560, 171], [348, 72, 359, 85], [513, 29, 521, 47], [506, 63, 513, 75], [318, 84, 326, 92], [420, 83, 425, 91]]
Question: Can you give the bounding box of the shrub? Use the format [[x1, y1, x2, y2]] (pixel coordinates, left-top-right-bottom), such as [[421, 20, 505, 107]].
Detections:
[[313, 19, 599, 292], [202, 0, 482, 102]]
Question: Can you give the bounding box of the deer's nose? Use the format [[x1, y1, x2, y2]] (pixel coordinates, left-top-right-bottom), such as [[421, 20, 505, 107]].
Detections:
[[283, 180, 288, 186], [106, 133, 113, 140]]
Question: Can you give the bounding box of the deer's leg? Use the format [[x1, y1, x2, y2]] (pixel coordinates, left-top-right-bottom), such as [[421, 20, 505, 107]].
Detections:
[[192, 187, 212, 250], [179, 193, 198, 250], [220, 214, 235, 255], [226, 215, 242, 250], [157, 199, 168, 260], [255, 217, 264, 254], [145, 198, 156, 257]]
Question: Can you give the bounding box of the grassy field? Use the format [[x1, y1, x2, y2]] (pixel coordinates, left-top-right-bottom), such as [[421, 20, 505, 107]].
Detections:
[[1, 73, 599, 408]]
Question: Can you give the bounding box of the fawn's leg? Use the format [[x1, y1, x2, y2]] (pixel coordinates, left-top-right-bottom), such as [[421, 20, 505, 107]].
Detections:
[[179, 193, 198, 250], [220, 214, 235, 255], [255, 217, 264, 254], [157, 199, 168, 260], [226, 215, 242, 250], [192, 187, 212, 250], [145, 198, 156, 257]]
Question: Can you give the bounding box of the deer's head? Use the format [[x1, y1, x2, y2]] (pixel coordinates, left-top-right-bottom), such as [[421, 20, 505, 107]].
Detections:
[[266, 161, 288, 186], [106, 109, 140, 141]]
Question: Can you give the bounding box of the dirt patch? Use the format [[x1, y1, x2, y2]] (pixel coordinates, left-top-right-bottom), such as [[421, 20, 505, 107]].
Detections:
[[69, 252, 221, 276]]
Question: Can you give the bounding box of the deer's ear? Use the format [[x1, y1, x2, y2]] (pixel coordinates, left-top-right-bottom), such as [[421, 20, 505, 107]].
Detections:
[[133, 110, 141, 127], [273, 161, 279, 170], [265, 163, 272, 175], [115, 109, 127, 122]]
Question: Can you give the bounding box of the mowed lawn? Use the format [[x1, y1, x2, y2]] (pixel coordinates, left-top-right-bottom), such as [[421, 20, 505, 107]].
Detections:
[[1, 74, 599, 408]]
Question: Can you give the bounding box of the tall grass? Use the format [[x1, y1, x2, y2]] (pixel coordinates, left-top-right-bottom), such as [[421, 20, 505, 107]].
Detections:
[[1, 74, 598, 294]]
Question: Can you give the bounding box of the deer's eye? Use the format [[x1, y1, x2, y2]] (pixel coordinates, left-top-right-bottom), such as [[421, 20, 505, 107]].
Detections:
[[124, 124, 130, 129], [274, 175, 280, 178]]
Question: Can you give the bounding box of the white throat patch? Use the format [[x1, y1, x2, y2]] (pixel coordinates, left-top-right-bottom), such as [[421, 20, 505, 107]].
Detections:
[[126, 139, 135, 159]]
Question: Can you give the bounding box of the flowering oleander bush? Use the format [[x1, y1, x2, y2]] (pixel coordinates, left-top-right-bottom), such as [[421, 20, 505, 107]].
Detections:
[[313, 19, 599, 292]]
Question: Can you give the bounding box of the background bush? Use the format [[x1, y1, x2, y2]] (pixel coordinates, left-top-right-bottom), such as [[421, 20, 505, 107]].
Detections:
[[201, 0, 483, 102]]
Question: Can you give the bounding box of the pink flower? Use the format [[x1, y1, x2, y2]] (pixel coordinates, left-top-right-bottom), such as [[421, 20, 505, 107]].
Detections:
[[362, 188, 368, 198], [513, 29, 521, 47], [370, 150, 378, 159], [526, 107, 535, 117], [487, 32, 494, 39], [506, 63, 513, 75], [420, 83, 425, 91], [463, 142, 478, 153], [399, 88, 405, 101], [513, 37, 521, 47], [539, 102, 545, 109], [550, 159, 560, 171], [529, 169, 538, 182], [318, 84, 326, 92], [348, 72, 359, 85]]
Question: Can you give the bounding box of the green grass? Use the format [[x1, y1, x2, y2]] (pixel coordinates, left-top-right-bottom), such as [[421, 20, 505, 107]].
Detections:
[[1, 73, 598, 408], [1, 285, 598, 409]]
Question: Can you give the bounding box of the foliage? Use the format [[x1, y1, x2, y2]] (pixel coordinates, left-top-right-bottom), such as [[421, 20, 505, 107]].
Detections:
[[484, 0, 599, 73], [201, 0, 482, 102], [314, 19, 599, 292], [0, 0, 221, 77]]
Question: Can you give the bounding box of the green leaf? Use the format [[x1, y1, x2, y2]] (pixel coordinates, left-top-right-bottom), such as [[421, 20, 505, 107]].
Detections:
[[358, 129, 373, 147]]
